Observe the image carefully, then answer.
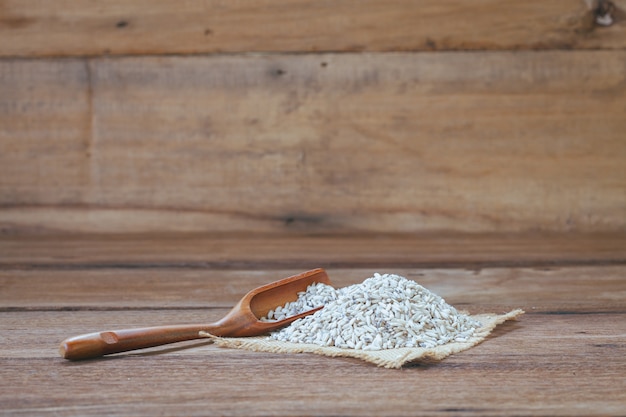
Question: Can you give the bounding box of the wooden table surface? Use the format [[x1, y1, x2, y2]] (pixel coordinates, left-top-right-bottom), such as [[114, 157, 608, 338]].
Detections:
[[1, 233, 625, 416]]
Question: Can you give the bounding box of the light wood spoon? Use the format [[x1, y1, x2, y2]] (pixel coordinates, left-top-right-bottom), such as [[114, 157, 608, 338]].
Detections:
[[59, 268, 331, 360]]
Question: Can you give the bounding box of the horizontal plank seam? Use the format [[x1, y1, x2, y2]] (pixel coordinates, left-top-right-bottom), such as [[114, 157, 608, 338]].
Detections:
[[1, 306, 226, 312], [0, 46, 625, 61], [1, 258, 625, 271], [0, 203, 283, 225], [3, 307, 625, 314]]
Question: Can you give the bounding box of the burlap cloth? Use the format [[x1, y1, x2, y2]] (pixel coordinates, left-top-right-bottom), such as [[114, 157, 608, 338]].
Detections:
[[200, 309, 524, 368]]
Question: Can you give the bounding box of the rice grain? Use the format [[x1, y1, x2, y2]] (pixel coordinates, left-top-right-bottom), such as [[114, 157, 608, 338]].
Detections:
[[263, 273, 481, 350]]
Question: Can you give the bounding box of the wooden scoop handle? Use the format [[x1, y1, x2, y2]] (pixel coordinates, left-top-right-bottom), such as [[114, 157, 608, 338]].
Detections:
[[59, 324, 217, 360]]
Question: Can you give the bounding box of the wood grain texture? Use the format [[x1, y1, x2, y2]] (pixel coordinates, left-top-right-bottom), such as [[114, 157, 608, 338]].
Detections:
[[1, 241, 624, 416], [0, 0, 625, 57], [2, 0, 625, 412], [1, 233, 625, 270], [0, 59, 91, 203], [1, 333, 624, 416], [3, 312, 625, 417], [2, 265, 625, 312], [2, 51, 625, 234]]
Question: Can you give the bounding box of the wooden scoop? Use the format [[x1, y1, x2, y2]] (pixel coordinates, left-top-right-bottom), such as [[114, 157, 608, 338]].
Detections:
[[59, 268, 331, 360]]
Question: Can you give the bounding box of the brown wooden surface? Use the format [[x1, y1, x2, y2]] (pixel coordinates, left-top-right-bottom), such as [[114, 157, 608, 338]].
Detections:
[[1, 234, 625, 416], [2, 51, 625, 234], [2, 1, 625, 414], [0, 0, 625, 57], [1, 232, 625, 270]]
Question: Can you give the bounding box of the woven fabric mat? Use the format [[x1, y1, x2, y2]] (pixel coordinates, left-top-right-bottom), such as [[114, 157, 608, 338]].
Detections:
[[200, 309, 524, 369]]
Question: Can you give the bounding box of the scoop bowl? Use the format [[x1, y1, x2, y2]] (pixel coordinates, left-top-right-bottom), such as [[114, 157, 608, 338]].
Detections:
[[60, 268, 331, 360]]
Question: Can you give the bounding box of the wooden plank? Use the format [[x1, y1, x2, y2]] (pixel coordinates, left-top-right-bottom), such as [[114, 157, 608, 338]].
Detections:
[[1, 51, 626, 234], [1, 235, 624, 416], [1, 310, 624, 415], [1, 352, 624, 416], [2, 265, 625, 312], [0, 233, 625, 270], [1, 309, 228, 358], [0, 0, 625, 57], [0, 59, 90, 210]]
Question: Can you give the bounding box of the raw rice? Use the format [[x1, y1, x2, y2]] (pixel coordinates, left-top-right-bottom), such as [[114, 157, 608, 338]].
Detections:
[[262, 273, 481, 350]]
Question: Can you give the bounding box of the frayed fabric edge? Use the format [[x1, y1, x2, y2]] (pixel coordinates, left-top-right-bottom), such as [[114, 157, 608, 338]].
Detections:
[[200, 309, 524, 369]]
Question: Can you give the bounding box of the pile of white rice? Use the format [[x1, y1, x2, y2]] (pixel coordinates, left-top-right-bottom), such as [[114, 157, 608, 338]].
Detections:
[[262, 273, 481, 350]]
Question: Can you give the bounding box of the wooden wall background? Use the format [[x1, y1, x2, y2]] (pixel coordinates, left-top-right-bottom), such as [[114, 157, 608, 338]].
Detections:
[[1, 0, 625, 235]]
